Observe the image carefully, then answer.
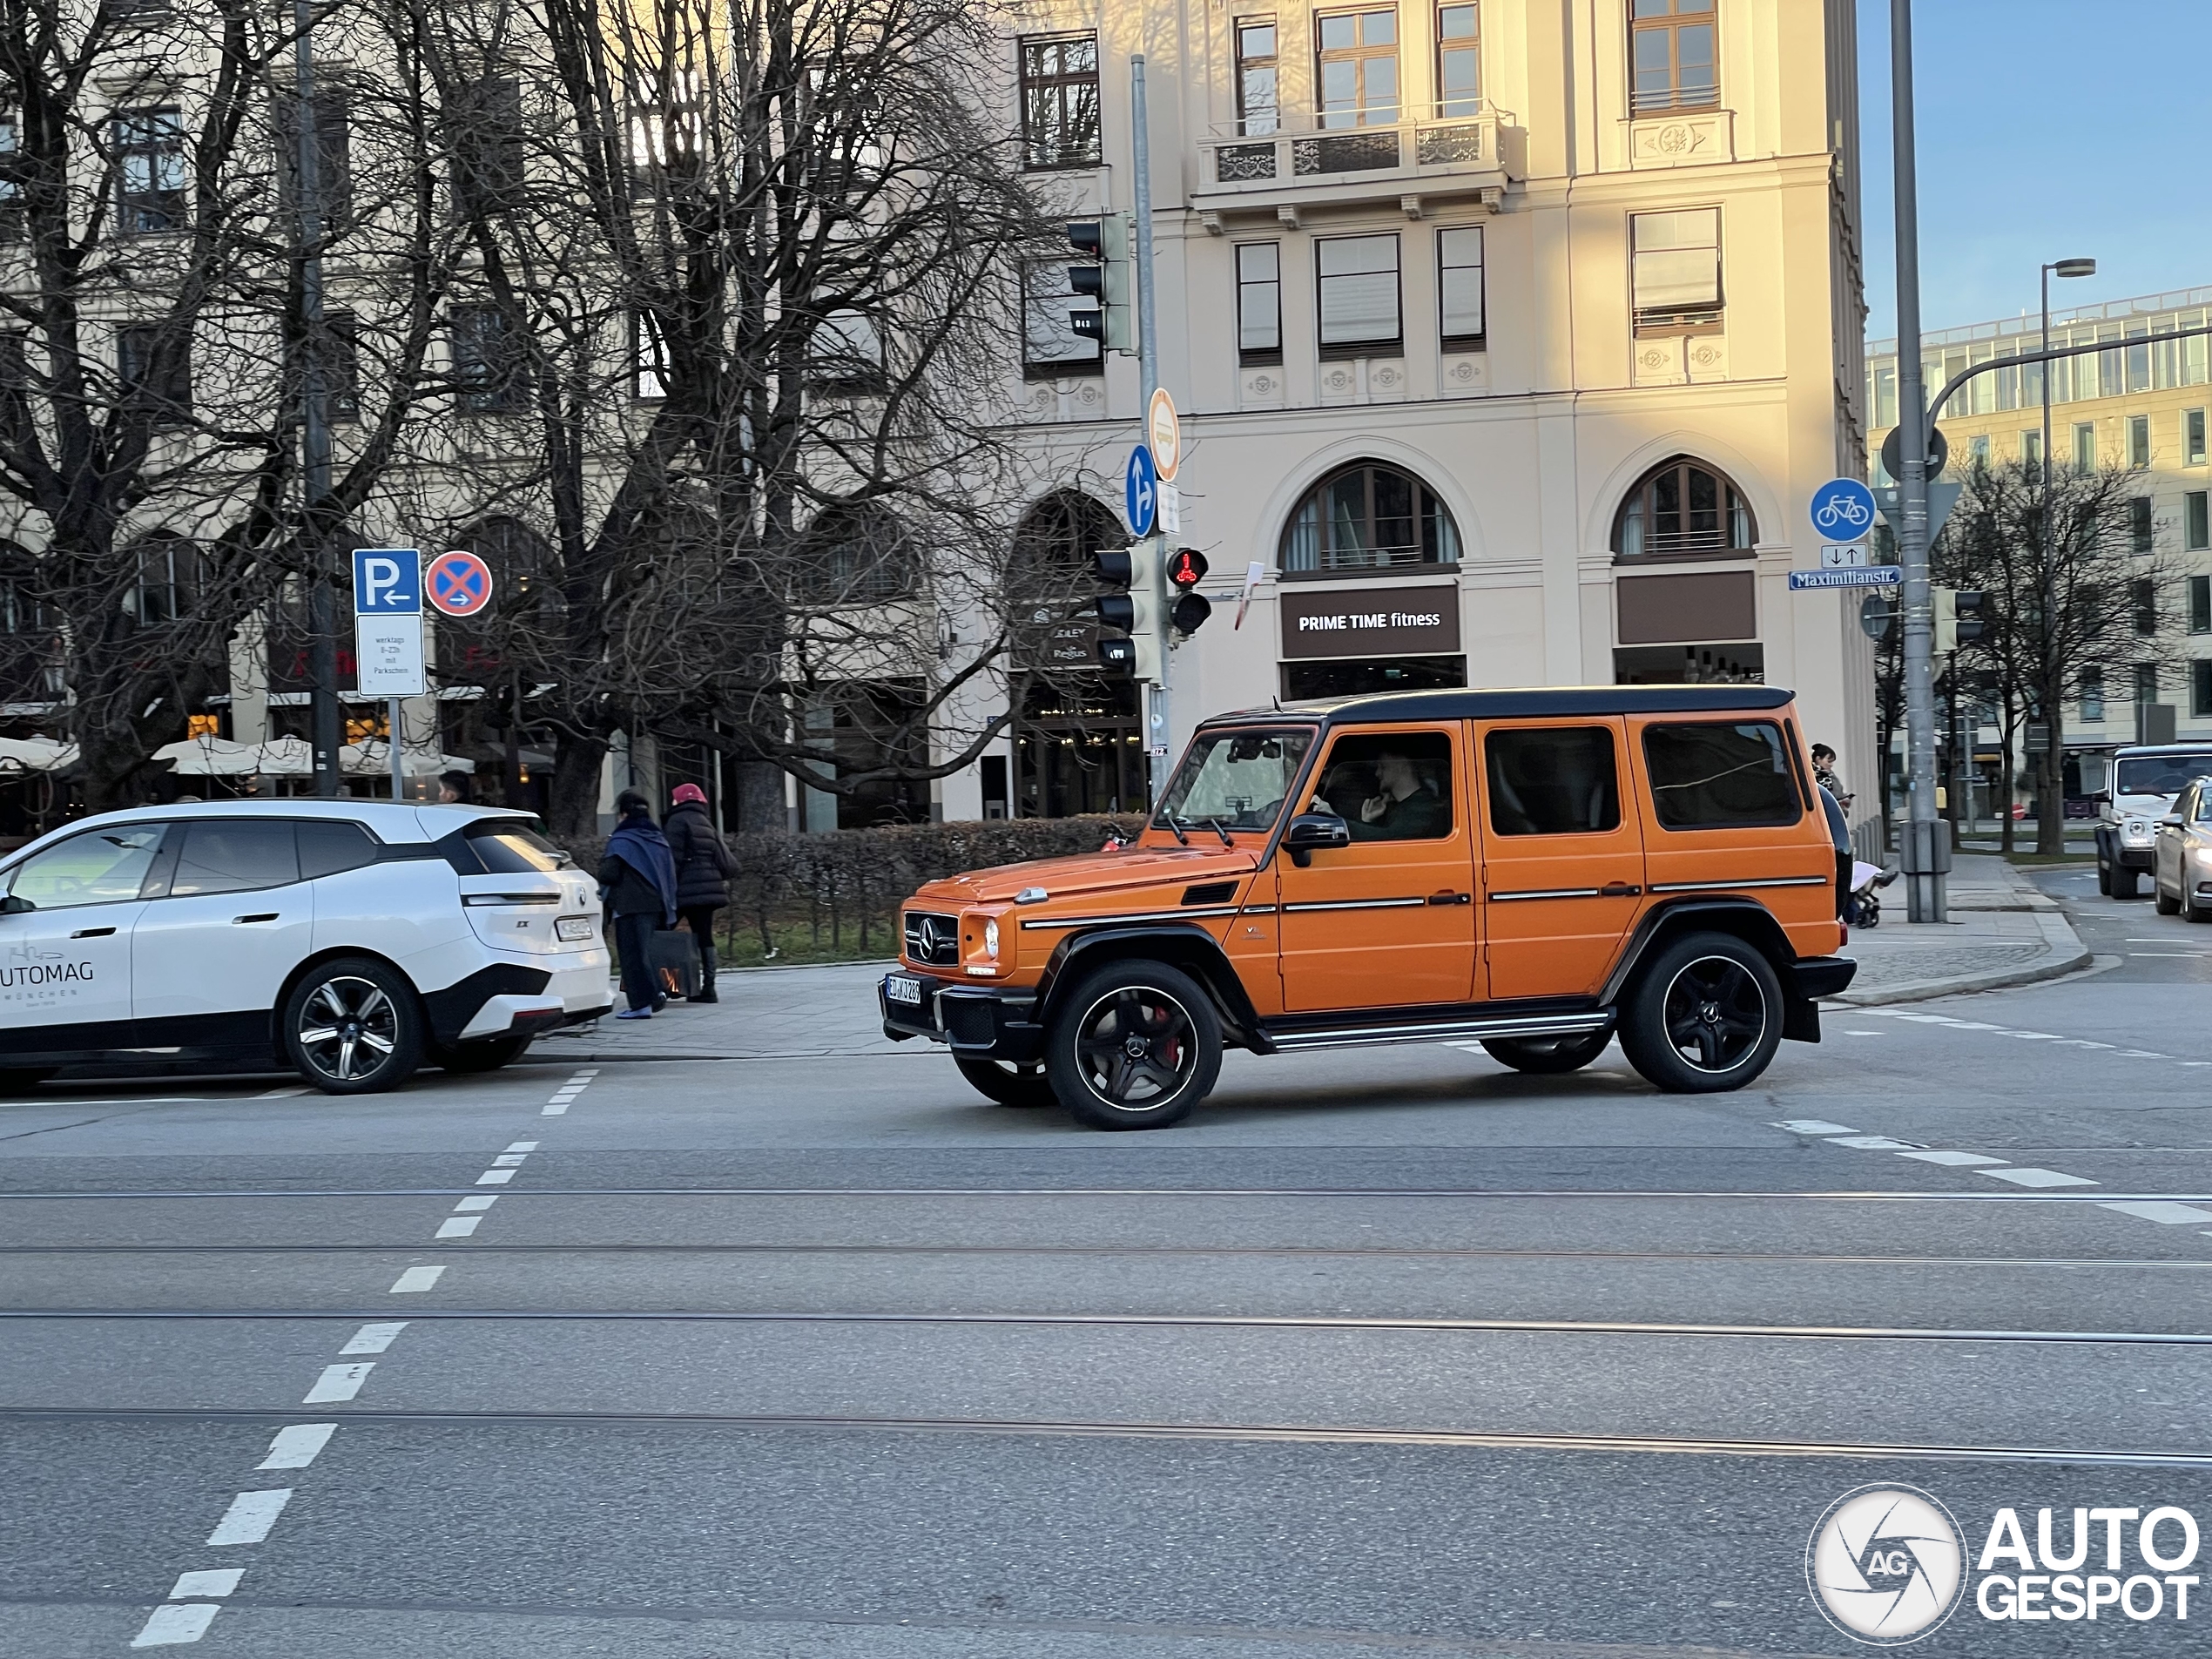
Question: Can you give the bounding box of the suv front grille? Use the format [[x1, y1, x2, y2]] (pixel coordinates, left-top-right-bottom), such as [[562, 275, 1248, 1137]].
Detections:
[[903, 910, 960, 967]]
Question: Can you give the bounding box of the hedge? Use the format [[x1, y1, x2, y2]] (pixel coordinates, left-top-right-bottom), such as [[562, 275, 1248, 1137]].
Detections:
[[563, 813, 1148, 960]]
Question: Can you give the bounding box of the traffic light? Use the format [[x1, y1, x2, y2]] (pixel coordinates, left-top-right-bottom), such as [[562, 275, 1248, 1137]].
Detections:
[[1932, 586, 1986, 654], [1066, 217, 1136, 355], [1093, 543, 1161, 680], [1165, 547, 1211, 638]]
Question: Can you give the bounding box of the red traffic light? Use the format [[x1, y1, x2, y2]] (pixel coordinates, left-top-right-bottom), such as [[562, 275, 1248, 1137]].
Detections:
[[1166, 548, 1209, 590]]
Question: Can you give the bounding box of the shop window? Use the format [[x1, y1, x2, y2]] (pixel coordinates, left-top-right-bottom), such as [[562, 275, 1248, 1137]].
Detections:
[[1278, 460, 1460, 576], [1282, 654, 1464, 700], [1613, 455, 1757, 560]]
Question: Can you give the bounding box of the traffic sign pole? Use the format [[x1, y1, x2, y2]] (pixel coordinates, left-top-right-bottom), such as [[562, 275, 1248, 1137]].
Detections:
[[351, 549, 426, 800], [1130, 53, 1170, 804]]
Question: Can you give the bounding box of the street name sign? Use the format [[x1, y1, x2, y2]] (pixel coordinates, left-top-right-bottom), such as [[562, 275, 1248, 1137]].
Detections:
[[351, 548, 425, 697], [1789, 566, 1903, 591]]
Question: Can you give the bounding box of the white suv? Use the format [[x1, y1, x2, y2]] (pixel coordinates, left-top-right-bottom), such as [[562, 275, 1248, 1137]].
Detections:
[[0, 800, 610, 1094]]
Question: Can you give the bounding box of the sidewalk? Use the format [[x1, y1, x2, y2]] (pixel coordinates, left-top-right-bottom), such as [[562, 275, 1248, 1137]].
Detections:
[[1831, 853, 2089, 1006]]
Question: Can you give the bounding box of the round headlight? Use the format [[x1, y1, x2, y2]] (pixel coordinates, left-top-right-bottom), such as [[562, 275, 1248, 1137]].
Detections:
[[983, 917, 1000, 960]]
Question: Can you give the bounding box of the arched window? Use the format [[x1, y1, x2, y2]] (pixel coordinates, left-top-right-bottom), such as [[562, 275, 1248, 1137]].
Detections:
[[1010, 490, 1125, 584], [1278, 462, 1460, 575], [1613, 455, 1757, 560]]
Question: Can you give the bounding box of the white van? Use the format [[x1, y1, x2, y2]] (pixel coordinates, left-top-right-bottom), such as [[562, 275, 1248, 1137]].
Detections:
[[0, 801, 610, 1093]]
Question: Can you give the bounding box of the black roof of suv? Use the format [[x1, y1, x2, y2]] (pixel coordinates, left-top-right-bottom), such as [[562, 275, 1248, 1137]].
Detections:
[[1207, 685, 1793, 728]]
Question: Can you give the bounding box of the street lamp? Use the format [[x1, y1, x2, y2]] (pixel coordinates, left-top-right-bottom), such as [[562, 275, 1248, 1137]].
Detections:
[[2035, 256, 2094, 839]]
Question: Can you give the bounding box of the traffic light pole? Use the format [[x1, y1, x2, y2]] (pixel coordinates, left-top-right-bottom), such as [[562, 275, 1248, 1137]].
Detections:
[[1130, 54, 1170, 803], [296, 0, 341, 799], [1888, 0, 1943, 922]]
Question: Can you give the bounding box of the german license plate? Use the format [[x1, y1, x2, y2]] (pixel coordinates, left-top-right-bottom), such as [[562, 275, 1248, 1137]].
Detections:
[[884, 974, 923, 1007], [556, 917, 594, 941]]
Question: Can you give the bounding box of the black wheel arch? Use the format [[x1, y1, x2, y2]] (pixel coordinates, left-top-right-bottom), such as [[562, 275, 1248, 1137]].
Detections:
[[1599, 898, 1798, 1008], [1035, 924, 1266, 1050]]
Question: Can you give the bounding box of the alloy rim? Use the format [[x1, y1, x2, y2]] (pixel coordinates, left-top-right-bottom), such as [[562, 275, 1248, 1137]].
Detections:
[[297, 975, 398, 1082], [1074, 985, 1194, 1110], [1661, 955, 1767, 1074]]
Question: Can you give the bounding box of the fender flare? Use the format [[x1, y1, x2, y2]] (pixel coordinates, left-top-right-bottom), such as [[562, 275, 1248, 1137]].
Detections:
[[1035, 924, 1267, 1049], [1598, 897, 1797, 1007]]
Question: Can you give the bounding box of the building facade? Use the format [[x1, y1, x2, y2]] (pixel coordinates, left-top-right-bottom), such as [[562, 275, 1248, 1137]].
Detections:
[[927, 0, 1876, 828], [1865, 284, 2212, 798]]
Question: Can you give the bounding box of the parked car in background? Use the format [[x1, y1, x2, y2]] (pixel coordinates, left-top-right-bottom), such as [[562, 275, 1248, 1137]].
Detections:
[[0, 802, 610, 1094], [880, 686, 1853, 1130], [2153, 776, 2212, 922], [2096, 744, 2212, 898]]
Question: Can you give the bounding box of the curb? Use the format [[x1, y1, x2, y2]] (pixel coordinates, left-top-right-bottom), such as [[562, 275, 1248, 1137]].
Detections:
[[1833, 911, 2091, 1007]]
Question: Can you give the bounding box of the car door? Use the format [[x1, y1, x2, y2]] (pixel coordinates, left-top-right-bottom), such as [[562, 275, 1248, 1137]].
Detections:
[[1276, 723, 1476, 1012], [0, 823, 162, 1051], [130, 819, 313, 1043], [1477, 718, 1646, 1000]]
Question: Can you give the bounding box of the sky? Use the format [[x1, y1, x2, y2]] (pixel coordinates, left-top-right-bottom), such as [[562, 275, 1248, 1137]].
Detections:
[[1856, 0, 2212, 345]]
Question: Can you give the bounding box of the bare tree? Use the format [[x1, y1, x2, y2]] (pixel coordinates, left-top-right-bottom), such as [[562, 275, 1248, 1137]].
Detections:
[[407, 0, 1068, 838], [1940, 457, 2184, 855], [0, 0, 463, 809]]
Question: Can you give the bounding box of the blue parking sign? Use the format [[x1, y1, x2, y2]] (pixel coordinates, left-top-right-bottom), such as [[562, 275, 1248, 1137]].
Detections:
[[351, 548, 422, 616], [1124, 446, 1158, 537]]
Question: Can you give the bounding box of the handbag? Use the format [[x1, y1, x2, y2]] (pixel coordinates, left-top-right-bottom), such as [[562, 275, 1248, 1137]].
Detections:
[[645, 927, 699, 998]]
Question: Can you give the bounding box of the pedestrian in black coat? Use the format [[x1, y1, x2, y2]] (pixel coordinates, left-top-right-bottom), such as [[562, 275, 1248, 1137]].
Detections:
[[597, 791, 678, 1017], [664, 784, 735, 1002]]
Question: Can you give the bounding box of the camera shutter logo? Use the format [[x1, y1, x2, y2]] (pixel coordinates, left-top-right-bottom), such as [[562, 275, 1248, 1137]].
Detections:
[[1806, 1484, 1966, 1645]]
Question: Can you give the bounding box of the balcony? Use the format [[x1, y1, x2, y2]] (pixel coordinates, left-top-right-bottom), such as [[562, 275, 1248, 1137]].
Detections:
[[1191, 106, 1521, 229]]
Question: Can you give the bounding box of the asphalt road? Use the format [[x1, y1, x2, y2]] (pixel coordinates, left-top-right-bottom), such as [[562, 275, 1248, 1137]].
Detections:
[[3, 891, 2210, 1657]]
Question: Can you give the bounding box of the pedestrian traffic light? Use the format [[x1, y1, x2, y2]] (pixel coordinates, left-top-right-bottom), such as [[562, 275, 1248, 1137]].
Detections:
[[1932, 586, 1985, 654], [1093, 543, 1162, 680], [1165, 547, 1211, 639], [1953, 589, 1986, 645], [1067, 217, 1136, 356]]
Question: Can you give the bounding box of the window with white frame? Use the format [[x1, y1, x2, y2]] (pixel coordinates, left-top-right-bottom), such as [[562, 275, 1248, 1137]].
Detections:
[[1236, 243, 1282, 364], [1315, 233, 1400, 355], [1316, 9, 1398, 130], [2187, 492, 2210, 553], [2187, 408, 2207, 467], [2128, 414, 2151, 468], [1630, 207, 1720, 336], [1437, 225, 1483, 347], [1435, 3, 1479, 117], [1236, 19, 1279, 135]]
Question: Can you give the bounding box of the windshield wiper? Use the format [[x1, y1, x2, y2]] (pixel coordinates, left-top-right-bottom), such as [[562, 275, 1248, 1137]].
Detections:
[[1203, 816, 1235, 846], [1158, 815, 1190, 846]]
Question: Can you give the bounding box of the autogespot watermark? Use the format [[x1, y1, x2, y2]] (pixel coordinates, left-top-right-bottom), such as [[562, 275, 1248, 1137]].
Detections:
[[1806, 1485, 2202, 1645]]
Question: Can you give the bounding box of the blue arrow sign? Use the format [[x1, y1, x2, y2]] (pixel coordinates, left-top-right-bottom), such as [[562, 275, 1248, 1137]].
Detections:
[[351, 548, 422, 616], [1808, 477, 1877, 543], [1124, 446, 1158, 538]]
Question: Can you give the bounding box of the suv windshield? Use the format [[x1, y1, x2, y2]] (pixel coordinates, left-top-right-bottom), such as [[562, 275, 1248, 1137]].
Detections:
[[1154, 729, 1315, 834], [2116, 755, 2212, 798]]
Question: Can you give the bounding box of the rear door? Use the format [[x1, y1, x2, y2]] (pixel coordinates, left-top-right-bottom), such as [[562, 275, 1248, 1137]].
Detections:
[[131, 819, 313, 1034], [1276, 723, 1475, 1011], [1476, 719, 1646, 999]]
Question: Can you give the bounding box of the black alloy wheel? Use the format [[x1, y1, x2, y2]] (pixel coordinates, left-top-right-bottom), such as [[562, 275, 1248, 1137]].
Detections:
[[282, 957, 425, 1095], [1479, 1031, 1612, 1075], [1617, 931, 1783, 1095], [1045, 961, 1222, 1131], [954, 1055, 1059, 1108]]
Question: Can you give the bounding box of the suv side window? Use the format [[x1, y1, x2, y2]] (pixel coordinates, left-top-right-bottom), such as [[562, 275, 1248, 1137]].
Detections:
[[298, 820, 380, 879], [5, 825, 166, 908], [1313, 731, 1453, 841], [1643, 721, 1802, 830], [166, 820, 302, 896], [1485, 728, 1622, 836]]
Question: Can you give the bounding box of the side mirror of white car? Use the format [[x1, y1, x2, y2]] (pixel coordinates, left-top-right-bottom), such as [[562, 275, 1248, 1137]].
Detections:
[[0, 893, 32, 915]]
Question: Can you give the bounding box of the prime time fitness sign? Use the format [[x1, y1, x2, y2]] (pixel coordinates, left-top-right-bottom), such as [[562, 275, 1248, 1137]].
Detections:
[[1279, 583, 1460, 660]]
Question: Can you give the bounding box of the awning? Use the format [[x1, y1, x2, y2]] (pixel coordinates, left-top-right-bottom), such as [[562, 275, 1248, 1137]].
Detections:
[[0, 736, 80, 773]]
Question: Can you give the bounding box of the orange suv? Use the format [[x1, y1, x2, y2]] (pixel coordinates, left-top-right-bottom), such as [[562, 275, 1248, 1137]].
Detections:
[[880, 688, 1855, 1129]]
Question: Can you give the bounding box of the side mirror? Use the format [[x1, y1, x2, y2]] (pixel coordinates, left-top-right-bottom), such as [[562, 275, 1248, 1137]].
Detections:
[[0, 893, 32, 914], [2161, 814, 2184, 829], [1283, 812, 1351, 868]]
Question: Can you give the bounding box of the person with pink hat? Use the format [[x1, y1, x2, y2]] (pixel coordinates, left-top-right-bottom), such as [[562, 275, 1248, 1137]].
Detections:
[[664, 782, 736, 1001]]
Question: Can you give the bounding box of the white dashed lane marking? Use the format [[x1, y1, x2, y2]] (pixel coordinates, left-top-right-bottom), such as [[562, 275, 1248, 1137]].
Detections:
[[389, 1265, 445, 1294], [167, 1570, 241, 1600], [1898, 1150, 2008, 1168], [338, 1322, 408, 1355], [1979, 1167, 2099, 1189], [2102, 1201, 2212, 1224], [204, 1490, 291, 1547], [130, 1604, 219, 1648], [433, 1217, 479, 1239], [475, 1169, 516, 1185], [255, 1426, 334, 1471], [542, 1068, 598, 1116], [302, 1363, 374, 1405]]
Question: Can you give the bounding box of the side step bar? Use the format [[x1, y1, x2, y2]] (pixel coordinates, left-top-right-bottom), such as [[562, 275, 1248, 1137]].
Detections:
[[1261, 1010, 1615, 1054]]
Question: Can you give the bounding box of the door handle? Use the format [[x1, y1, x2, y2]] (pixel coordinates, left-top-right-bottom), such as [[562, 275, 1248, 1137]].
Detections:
[[1427, 890, 1472, 906], [1600, 882, 1642, 898], [71, 926, 116, 939], [233, 914, 280, 924]]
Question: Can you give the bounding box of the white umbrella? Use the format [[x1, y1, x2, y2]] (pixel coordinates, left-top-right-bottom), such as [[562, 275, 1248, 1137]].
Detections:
[[341, 740, 475, 778], [152, 736, 315, 777], [0, 735, 79, 772]]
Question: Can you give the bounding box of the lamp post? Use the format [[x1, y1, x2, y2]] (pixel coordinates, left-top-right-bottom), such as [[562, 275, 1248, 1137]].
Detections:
[[2037, 256, 2094, 837]]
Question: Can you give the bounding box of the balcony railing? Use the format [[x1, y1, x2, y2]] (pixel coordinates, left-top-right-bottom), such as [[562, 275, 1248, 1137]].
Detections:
[[1196, 105, 1515, 198]]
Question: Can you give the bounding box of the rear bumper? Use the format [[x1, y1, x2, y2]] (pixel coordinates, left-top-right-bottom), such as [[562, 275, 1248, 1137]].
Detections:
[[879, 973, 1042, 1062], [457, 993, 612, 1042], [1787, 955, 1858, 1001]]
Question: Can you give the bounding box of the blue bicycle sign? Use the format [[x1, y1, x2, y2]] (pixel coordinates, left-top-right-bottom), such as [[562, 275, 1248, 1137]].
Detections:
[[1809, 477, 1877, 542]]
